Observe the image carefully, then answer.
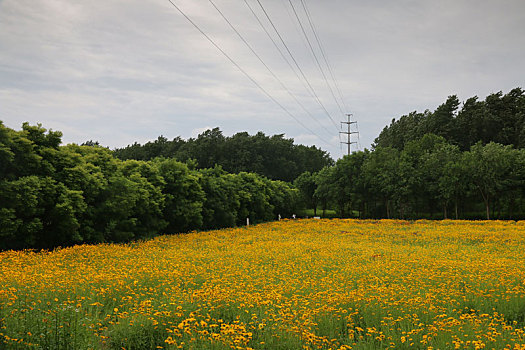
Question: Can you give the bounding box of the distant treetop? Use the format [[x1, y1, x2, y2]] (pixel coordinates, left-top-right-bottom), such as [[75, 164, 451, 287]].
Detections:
[[374, 88, 525, 151], [113, 127, 334, 182]]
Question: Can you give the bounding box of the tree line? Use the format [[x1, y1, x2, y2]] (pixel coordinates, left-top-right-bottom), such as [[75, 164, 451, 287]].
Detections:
[[2, 88, 524, 249], [295, 88, 525, 220], [112, 127, 333, 182], [0, 122, 298, 250]]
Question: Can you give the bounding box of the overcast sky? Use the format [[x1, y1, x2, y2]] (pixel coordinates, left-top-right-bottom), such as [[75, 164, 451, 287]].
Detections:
[[1, 0, 524, 159]]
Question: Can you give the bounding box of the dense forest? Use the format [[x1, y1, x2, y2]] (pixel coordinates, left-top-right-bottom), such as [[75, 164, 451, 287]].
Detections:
[[113, 128, 333, 182], [295, 88, 525, 220], [2, 87, 524, 250], [0, 122, 298, 250], [297, 136, 525, 220]]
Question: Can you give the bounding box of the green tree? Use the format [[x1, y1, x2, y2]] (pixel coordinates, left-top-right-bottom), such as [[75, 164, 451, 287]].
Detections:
[[178, 128, 226, 169], [314, 167, 334, 217], [234, 172, 273, 225], [420, 142, 463, 218], [401, 134, 451, 218], [113, 128, 333, 182], [454, 96, 487, 150], [329, 155, 358, 217], [463, 142, 516, 219], [294, 172, 318, 215], [154, 158, 204, 233], [362, 147, 401, 218], [266, 178, 299, 218], [422, 95, 459, 138], [199, 166, 239, 229]]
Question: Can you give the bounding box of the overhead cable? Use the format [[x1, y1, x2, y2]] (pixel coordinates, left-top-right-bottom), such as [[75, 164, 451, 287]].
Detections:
[[207, 0, 334, 137], [166, 0, 332, 146], [287, 0, 345, 117], [254, 0, 339, 130], [300, 0, 349, 112]]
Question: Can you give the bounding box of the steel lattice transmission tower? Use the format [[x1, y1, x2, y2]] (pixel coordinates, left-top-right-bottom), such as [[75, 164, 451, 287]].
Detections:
[[340, 114, 358, 156]]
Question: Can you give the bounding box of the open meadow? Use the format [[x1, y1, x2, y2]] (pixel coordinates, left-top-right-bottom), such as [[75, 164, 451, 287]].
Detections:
[[1, 219, 525, 349]]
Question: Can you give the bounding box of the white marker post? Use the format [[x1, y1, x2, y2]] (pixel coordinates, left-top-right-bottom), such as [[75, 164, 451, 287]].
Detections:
[[246, 218, 250, 226]]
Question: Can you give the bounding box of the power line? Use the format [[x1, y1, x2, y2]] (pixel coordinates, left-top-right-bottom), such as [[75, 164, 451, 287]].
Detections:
[[287, 0, 345, 117], [244, 0, 319, 115], [254, 0, 339, 130], [207, 0, 333, 137], [300, 0, 349, 112], [279, 0, 307, 51], [243, 0, 298, 80], [165, 0, 332, 146], [355, 121, 362, 150]]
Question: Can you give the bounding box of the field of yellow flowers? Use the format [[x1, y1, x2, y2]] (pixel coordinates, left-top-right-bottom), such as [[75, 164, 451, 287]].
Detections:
[[1, 219, 525, 349]]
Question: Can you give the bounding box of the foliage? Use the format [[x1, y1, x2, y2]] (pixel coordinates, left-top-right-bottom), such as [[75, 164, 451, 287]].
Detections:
[[0, 122, 297, 250], [293, 88, 525, 220], [113, 128, 333, 182], [462, 142, 518, 219], [3, 87, 525, 248], [374, 88, 525, 151], [297, 137, 525, 220], [293, 171, 318, 215], [198, 167, 240, 229]]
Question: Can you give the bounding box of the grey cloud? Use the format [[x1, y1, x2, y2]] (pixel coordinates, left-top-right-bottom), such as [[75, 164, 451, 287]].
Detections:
[[1, 0, 524, 159]]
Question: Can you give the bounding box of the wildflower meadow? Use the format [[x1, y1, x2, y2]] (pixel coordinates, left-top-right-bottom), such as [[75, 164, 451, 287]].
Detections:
[[1, 219, 524, 349]]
